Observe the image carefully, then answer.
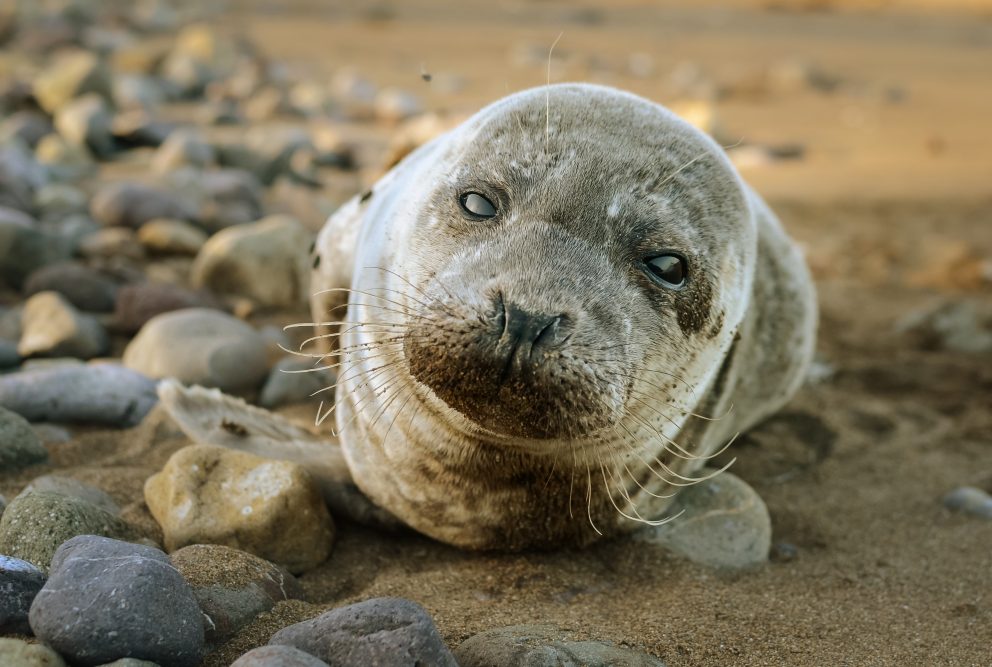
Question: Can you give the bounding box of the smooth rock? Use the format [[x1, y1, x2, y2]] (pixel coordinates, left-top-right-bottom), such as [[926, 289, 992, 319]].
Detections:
[[17, 291, 108, 359], [0, 363, 158, 425], [34, 184, 88, 221], [137, 218, 208, 255], [191, 215, 312, 307], [78, 227, 145, 261], [0, 405, 48, 470], [455, 625, 666, 667], [194, 168, 264, 231], [270, 597, 455, 666], [23, 263, 118, 312], [231, 645, 330, 667], [113, 282, 222, 334], [22, 475, 120, 515], [0, 638, 66, 667], [0, 492, 139, 570], [0, 205, 36, 228], [259, 355, 335, 409], [112, 74, 167, 111], [145, 444, 334, 573], [34, 134, 96, 181], [0, 111, 54, 149], [943, 486, 992, 520], [111, 111, 175, 149], [54, 94, 115, 159], [170, 544, 304, 645], [151, 129, 215, 175], [374, 88, 423, 123], [29, 536, 204, 667], [90, 182, 196, 228], [633, 471, 771, 569], [0, 339, 19, 368], [0, 555, 46, 635], [123, 308, 269, 391], [0, 222, 68, 289], [33, 50, 112, 114], [0, 142, 47, 212]]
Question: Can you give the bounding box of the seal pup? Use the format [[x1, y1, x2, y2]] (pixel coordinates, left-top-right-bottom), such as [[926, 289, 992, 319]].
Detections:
[[160, 83, 816, 564]]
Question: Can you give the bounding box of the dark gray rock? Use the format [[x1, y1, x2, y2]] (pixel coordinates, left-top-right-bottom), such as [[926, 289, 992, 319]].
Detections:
[[0, 363, 158, 426], [943, 486, 992, 520], [113, 282, 224, 334], [455, 625, 666, 667], [0, 339, 20, 368], [269, 597, 457, 667], [231, 645, 330, 667], [29, 536, 204, 667], [259, 355, 335, 409], [0, 405, 48, 470], [0, 555, 46, 635], [111, 111, 175, 149], [23, 263, 118, 313], [170, 544, 303, 646], [194, 168, 264, 231], [90, 182, 196, 228], [0, 222, 69, 289], [0, 142, 47, 214], [54, 94, 115, 159], [0, 492, 140, 571], [22, 475, 120, 515]]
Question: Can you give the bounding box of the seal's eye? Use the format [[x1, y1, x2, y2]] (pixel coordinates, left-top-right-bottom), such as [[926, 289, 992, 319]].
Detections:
[[459, 192, 497, 219], [644, 254, 687, 288]]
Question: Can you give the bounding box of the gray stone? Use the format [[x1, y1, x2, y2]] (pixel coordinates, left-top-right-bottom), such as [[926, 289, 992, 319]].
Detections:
[[0, 492, 139, 571], [0, 555, 46, 635], [23, 263, 118, 313], [17, 291, 108, 359], [0, 205, 36, 228], [78, 227, 145, 261], [0, 222, 69, 289], [455, 625, 666, 667], [0, 363, 158, 426], [170, 544, 304, 646], [0, 339, 19, 368], [90, 182, 196, 228], [0, 142, 47, 213], [193, 168, 264, 231], [0, 111, 54, 149], [113, 282, 223, 334], [259, 355, 335, 409], [137, 218, 208, 255], [943, 486, 992, 520], [633, 471, 771, 569], [34, 184, 88, 222], [897, 300, 992, 354], [0, 638, 66, 666], [54, 94, 115, 159], [33, 50, 112, 114], [231, 646, 330, 667], [151, 129, 215, 175], [22, 475, 120, 515], [124, 308, 268, 391], [29, 536, 204, 667], [0, 405, 48, 470], [112, 74, 167, 111], [269, 597, 457, 667], [111, 111, 175, 149], [34, 134, 96, 181]]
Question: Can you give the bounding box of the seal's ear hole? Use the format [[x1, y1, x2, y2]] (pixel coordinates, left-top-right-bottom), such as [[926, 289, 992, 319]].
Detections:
[[644, 254, 687, 288], [459, 192, 497, 219]]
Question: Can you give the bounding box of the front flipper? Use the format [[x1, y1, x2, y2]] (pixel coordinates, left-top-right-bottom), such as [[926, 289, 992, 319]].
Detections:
[[156, 379, 403, 530], [632, 471, 771, 569]]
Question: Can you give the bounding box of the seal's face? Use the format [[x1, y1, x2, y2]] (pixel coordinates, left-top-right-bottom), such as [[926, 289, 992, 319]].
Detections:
[[401, 86, 754, 447]]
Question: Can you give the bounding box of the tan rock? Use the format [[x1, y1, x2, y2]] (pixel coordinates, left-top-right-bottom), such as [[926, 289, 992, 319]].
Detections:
[[138, 218, 208, 255], [144, 445, 334, 573]]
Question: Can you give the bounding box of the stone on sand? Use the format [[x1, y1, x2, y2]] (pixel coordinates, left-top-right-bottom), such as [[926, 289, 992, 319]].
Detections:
[[21, 475, 120, 515], [17, 291, 108, 359], [145, 444, 334, 574], [113, 282, 222, 334], [0, 222, 69, 289], [23, 263, 118, 313], [231, 646, 330, 667], [0, 555, 46, 635], [0, 638, 66, 667], [943, 486, 992, 520], [0, 406, 48, 470], [137, 218, 208, 255], [90, 181, 197, 229]]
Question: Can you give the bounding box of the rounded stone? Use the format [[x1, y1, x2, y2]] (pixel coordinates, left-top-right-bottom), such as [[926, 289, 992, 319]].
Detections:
[[17, 291, 108, 359], [231, 645, 330, 667], [137, 219, 208, 255], [23, 263, 118, 313], [113, 282, 223, 334], [943, 486, 992, 520], [90, 182, 197, 229], [0, 339, 20, 368], [0, 638, 66, 667], [151, 129, 215, 175], [28, 535, 204, 667], [0, 222, 69, 289], [269, 597, 456, 667], [144, 444, 334, 574], [0, 406, 48, 470], [0, 111, 54, 149], [0, 555, 47, 635], [21, 475, 120, 515], [170, 544, 304, 645], [455, 625, 666, 667], [54, 94, 115, 159], [258, 355, 335, 409], [123, 308, 269, 391], [33, 50, 112, 114]]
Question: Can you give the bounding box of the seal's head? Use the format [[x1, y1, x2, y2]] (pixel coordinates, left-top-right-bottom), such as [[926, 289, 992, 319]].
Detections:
[[396, 84, 756, 452]]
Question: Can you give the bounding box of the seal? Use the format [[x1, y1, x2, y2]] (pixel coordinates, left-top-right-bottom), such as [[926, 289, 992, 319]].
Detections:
[[160, 83, 816, 563]]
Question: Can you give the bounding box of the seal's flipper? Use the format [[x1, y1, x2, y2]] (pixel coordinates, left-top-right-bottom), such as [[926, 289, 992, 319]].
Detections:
[[156, 379, 403, 530]]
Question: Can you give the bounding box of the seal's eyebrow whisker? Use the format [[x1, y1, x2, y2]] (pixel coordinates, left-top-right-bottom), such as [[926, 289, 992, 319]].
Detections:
[[545, 31, 564, 154]]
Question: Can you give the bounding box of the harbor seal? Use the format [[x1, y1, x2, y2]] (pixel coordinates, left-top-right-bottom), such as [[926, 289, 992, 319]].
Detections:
[[160, 83, 816, 564]]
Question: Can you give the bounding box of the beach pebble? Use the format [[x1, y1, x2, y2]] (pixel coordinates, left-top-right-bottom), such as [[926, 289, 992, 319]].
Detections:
[[123, 308, 268, 391], [34, 183, 88, 221], [194, 168, 264, 230], [29, 535, 204, 667], [170, 544, 304, 645], [0, 363, 158, 425], [455, 625, 666, 667], [259, 356, 335, 409], [0, 492, 140, 570], [0, 339, 18, 368], [269, 597, 456, 666], [374, 88, 424, 123], [0, 205, 36, 228], [17, 291, 108, 359], [191, 215, 312, 307], [33, 50, 112, 114], [633, 471, 771, 569], [0, 556, 47, 635], [54, 94, 115, 159], [111, 111, 175, 149], [0, 223, 68, 288], [0, 406, 48, 470], [943, 486, 992, 520], [145, 444, 334, 574], [0, 111, 54, 148], [151, 129, 215, 174], [137, 218, 208, 255], [112, 74, 167, 111], [23, 263, 118, 313], [90, 182, 197, 228], [78, 227, 146, 261], [21, 475, 120, 515], [34, 134, 96, 181], [0, 638, 66, 667], [113, 282, 222, 333], [231, 645, 330, 667]]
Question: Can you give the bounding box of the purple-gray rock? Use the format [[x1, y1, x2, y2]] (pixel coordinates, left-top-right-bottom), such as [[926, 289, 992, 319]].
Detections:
[[0, 405, 48, 470], [113, 282, 224, 334], [0, 363, 158, 425], [0, 555, 46, 635], [23, 262, 118, 313], [454, 625, 667, 667], [269, 597, 457, 667], [231, 646, 330, 667], [29, 536, 204, 667], [90, 182, 196, 228]]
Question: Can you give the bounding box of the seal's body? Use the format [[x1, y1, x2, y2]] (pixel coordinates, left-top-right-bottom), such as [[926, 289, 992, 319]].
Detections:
[[162, 84, 815, 558]]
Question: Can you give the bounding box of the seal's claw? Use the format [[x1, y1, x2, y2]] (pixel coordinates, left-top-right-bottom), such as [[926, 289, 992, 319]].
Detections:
[[633, 471, 771, 569]]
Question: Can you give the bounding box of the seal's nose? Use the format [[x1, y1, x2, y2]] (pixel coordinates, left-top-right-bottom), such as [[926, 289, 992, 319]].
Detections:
[[494, 295, 571, 378]]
